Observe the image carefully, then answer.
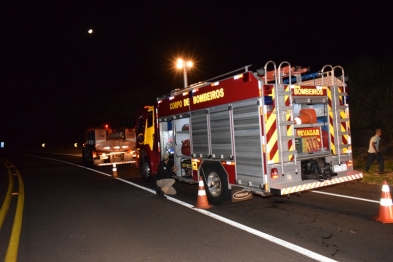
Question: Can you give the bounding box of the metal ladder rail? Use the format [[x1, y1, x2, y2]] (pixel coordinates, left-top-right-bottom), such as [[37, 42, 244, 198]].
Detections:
[[321, 65, 333, 85], [285, 67, 298, 174], [321, 65, 348, 164], [333, 65, 349, 120], [321, 65, 343, 163], [276, 61, 297, 175], [263, 61, 287, 174], [333, 66, 351, 157], [262, 60, 278, 178], [263, 60, 277, 85]]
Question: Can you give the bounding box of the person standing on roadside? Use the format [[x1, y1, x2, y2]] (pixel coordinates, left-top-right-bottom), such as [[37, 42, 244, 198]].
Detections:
[[156, 153, 178, 196], [365, 128, 385, 174]]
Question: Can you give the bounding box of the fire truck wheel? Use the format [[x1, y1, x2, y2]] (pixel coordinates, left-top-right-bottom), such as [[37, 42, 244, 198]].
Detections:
[[140, 157, 152, 182], [203, 168, 229, 205]]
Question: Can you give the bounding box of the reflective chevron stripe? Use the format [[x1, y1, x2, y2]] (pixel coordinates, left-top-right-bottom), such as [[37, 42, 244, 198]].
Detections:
[[327, 86, 336, 154], [338, 86, 350, 154], [272, 173, 363, 195], [285, 85, 294, 161], [266, 86, 278, 163]]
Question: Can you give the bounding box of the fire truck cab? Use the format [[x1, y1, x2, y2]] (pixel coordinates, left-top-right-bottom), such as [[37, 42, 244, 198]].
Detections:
[[136, 61, 363, 205]]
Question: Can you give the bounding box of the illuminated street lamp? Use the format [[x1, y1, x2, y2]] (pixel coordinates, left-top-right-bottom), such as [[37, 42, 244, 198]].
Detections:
[[176, 59, 193, 87]]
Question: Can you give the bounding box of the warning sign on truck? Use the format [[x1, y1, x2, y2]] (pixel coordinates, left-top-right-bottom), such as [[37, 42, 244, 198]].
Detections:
[[295, 127, 323, 153]]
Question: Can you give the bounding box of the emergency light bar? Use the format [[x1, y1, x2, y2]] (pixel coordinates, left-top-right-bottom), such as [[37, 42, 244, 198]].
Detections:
[[234, 74, 243, 80]]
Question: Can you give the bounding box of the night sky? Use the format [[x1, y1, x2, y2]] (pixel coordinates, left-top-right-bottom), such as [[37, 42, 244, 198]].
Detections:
[[2, 1, 392, 148]]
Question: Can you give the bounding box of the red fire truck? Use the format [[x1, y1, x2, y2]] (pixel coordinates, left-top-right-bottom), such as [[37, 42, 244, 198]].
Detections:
[[135, 61, 363, 205]]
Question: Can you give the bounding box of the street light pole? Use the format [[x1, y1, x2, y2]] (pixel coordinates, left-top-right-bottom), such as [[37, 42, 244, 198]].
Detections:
[[183, 66, 188, 88], [177, 59, 193, 88]]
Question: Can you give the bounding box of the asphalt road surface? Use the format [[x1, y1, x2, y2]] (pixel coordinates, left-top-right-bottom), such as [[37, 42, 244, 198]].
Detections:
[[1, 151, 392, 262]]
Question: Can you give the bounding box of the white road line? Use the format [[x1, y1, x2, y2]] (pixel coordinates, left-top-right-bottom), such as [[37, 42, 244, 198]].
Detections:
[[311, 190, 380, 203], [26, 154, 373, 261], [26, 155, 113, 177], [117, 178, 337, 262]]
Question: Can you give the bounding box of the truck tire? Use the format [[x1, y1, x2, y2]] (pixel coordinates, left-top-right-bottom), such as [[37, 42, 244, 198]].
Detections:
[[140, 157, 152, 182], [203, 168, 229, 205], [82, 148, 93, 166]]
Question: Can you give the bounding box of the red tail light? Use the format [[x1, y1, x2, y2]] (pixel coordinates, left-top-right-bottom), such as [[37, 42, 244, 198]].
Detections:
[[264, 85, 273, 95], [346, 160, 353, 167], [271, 168, 279, 179]]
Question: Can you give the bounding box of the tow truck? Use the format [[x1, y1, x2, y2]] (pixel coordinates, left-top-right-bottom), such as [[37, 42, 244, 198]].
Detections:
[[82, 125, 136, 166]]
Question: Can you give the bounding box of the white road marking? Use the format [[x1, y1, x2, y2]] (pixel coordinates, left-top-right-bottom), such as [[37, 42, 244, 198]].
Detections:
[[25, 154, 383, 262], [117, 178, 337, 262], [311, 190, 379, 203]]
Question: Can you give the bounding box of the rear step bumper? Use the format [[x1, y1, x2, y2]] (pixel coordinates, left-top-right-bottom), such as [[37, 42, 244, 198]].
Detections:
[[270, 170, 363, 195], [96, 160, 135, 166]]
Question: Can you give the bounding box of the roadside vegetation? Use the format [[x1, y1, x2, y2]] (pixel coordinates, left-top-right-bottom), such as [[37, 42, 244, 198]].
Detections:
[[353, 146, 393, 185], [346, 53, 393, 185]]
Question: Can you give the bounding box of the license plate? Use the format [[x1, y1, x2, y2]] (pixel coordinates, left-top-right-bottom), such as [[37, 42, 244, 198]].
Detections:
[[333, 164, 347, 172]]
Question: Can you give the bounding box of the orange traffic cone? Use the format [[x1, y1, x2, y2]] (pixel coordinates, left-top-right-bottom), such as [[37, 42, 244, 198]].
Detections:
[[294, 108, 317, 125], [374, 181, 393, 223], [112, 163, 118, 178], [195, 176, 212, 209]]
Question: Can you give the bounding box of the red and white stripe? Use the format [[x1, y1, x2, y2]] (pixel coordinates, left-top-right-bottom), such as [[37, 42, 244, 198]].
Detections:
[[198, 179, 207, 196]]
